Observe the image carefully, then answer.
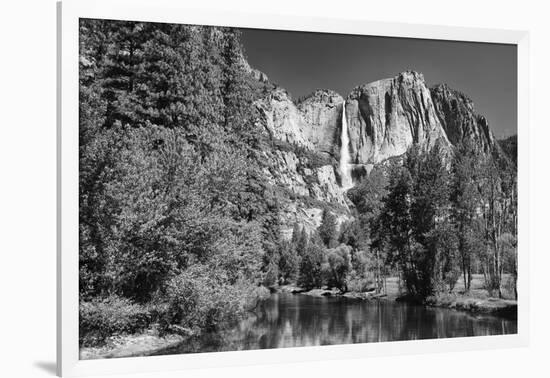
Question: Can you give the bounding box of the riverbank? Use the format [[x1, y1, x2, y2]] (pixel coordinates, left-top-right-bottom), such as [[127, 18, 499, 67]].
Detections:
[[277, 284, 391, 300], [425, 293, 517, 318], [79, 328, 186, 360], [275, 274, 517, 319]]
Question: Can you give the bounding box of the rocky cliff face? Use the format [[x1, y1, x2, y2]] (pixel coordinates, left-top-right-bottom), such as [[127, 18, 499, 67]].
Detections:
[[298, 90, 344, 157], [346, 71, 451, 165], [430, 84, 496, 154], [259, 144, 351, 237], [251, 69, 502, 239], [255, 89, 351, 237], [256, 87, 316, 150]]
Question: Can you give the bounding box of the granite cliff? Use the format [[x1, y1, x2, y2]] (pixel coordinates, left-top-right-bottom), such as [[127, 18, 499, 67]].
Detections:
[[346, 71, 451, 165], [250, 69, 502, 238]]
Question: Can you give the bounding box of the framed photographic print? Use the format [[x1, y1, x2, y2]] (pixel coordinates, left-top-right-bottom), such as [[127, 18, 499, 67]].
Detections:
[[57, 0, 529, 376]]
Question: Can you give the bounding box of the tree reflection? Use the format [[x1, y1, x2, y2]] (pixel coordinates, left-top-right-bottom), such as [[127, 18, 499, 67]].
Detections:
[[161, 293, 517, 354]]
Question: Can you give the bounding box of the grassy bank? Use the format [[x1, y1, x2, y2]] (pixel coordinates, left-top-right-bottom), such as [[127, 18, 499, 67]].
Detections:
[[424, 293, 517, 318], [276, 274, 517, 318], [424, 274, 517, 318]]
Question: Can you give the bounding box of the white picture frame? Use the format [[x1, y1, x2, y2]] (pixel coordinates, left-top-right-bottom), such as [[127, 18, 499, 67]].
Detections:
[[57, 0, 530, 376]]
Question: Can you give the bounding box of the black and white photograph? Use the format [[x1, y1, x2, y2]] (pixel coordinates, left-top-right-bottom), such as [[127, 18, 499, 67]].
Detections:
[[78, 18, 518, 360]]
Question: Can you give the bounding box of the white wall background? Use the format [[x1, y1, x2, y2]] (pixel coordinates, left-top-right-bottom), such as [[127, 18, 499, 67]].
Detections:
[[0, 0, 548, 377]]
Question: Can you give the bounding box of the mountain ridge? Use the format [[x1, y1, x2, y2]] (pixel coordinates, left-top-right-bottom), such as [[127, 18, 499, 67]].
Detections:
[[248, 65, 506, 238]]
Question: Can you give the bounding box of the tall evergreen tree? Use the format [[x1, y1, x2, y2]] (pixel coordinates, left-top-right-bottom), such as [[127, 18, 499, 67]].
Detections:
[[318, 209, 338, 248]]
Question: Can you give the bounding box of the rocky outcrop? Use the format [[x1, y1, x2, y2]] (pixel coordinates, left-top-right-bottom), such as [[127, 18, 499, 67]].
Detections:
[[298, 90, 344, 157], [345, 71, 450, 165], [259, 146, 352, 238], [498, 135, 517, 165], [256, 88, 315, 150], [255, 70, 499, 167], [261, 147, 348, 206], [430, 84, 496, 154], [254, 86, 353, 240], [278, 201, 351, 240], [250, 67, 503, 240]]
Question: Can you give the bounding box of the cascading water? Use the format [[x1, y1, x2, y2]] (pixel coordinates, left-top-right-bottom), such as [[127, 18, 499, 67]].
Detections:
[[339, 101, 353, 190]]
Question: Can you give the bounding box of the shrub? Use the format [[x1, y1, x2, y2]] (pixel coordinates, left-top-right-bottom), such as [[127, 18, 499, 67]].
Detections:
[[347, 276, 370, 293], [79, 295, 152, 346], [160, 265, 267, 334]]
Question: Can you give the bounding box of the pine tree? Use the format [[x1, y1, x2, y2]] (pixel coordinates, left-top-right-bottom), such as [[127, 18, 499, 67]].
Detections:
[[295, 227, 309, 258], [379, 163, 418, 296], [318, 209, 338, 248]]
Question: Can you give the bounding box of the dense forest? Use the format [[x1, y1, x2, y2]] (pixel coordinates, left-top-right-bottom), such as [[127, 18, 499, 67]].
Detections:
[[79, 19, 517, 348], [79, 19, 283, 345]]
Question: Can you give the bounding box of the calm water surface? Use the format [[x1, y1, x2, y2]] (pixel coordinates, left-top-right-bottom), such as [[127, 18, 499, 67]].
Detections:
[[160, 293, 517, 354]]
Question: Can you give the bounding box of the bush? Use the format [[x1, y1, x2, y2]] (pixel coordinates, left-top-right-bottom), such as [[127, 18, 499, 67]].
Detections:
[[79, 295, 152, 346], [347, 276, 370, 293], [161, 265, 267, 334]]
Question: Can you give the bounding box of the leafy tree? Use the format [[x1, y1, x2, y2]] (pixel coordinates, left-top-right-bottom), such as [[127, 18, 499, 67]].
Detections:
[[278, 240, 300, 283], [326, 245, 352, 292], [500, 233, 517, 299], [318, 209, 338, 248], [450, 140, 484, 292], [338, 221, 361, 250], [78, 20, 278, 335], [410, 145, 451, 297], [425, 220, 460, 292], [347, 167, 388, 222], [478, 156, 507, 297], [378, 163, 418, 295], [298, 243, 324, 289], [379, 146, 453, 299]]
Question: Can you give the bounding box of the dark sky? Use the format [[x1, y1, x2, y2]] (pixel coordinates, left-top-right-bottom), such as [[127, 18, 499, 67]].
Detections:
[[241, 29, 517, 138]]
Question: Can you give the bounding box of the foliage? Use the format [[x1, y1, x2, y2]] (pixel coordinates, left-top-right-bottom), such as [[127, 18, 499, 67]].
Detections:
[[160, 265, 265, 333], [450, 140, 485, 291], [78, 19, 519, 347], [278, 240, 300, 283], [348, 167, 388, 223], [79, 19, 278, 342], [498, 135, 517, 166], [294, 226, 309, 258], [376, 145, 452, 299], [79, 295, 152, 346], [298, 242, 325, 289], [325, 245, 352, 292], [318, 209, 338, 248], [425, 220, 460, 292]]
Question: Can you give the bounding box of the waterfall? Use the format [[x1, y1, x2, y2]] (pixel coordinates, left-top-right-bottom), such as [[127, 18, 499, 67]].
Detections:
[[340, 101, 353, 190]]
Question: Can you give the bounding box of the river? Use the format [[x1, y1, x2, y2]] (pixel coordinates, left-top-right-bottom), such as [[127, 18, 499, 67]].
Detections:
[[158, 292, 517, 354]]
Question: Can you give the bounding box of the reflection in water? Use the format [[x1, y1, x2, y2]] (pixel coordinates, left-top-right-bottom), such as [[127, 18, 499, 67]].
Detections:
[[159, 293, 517, 355]]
